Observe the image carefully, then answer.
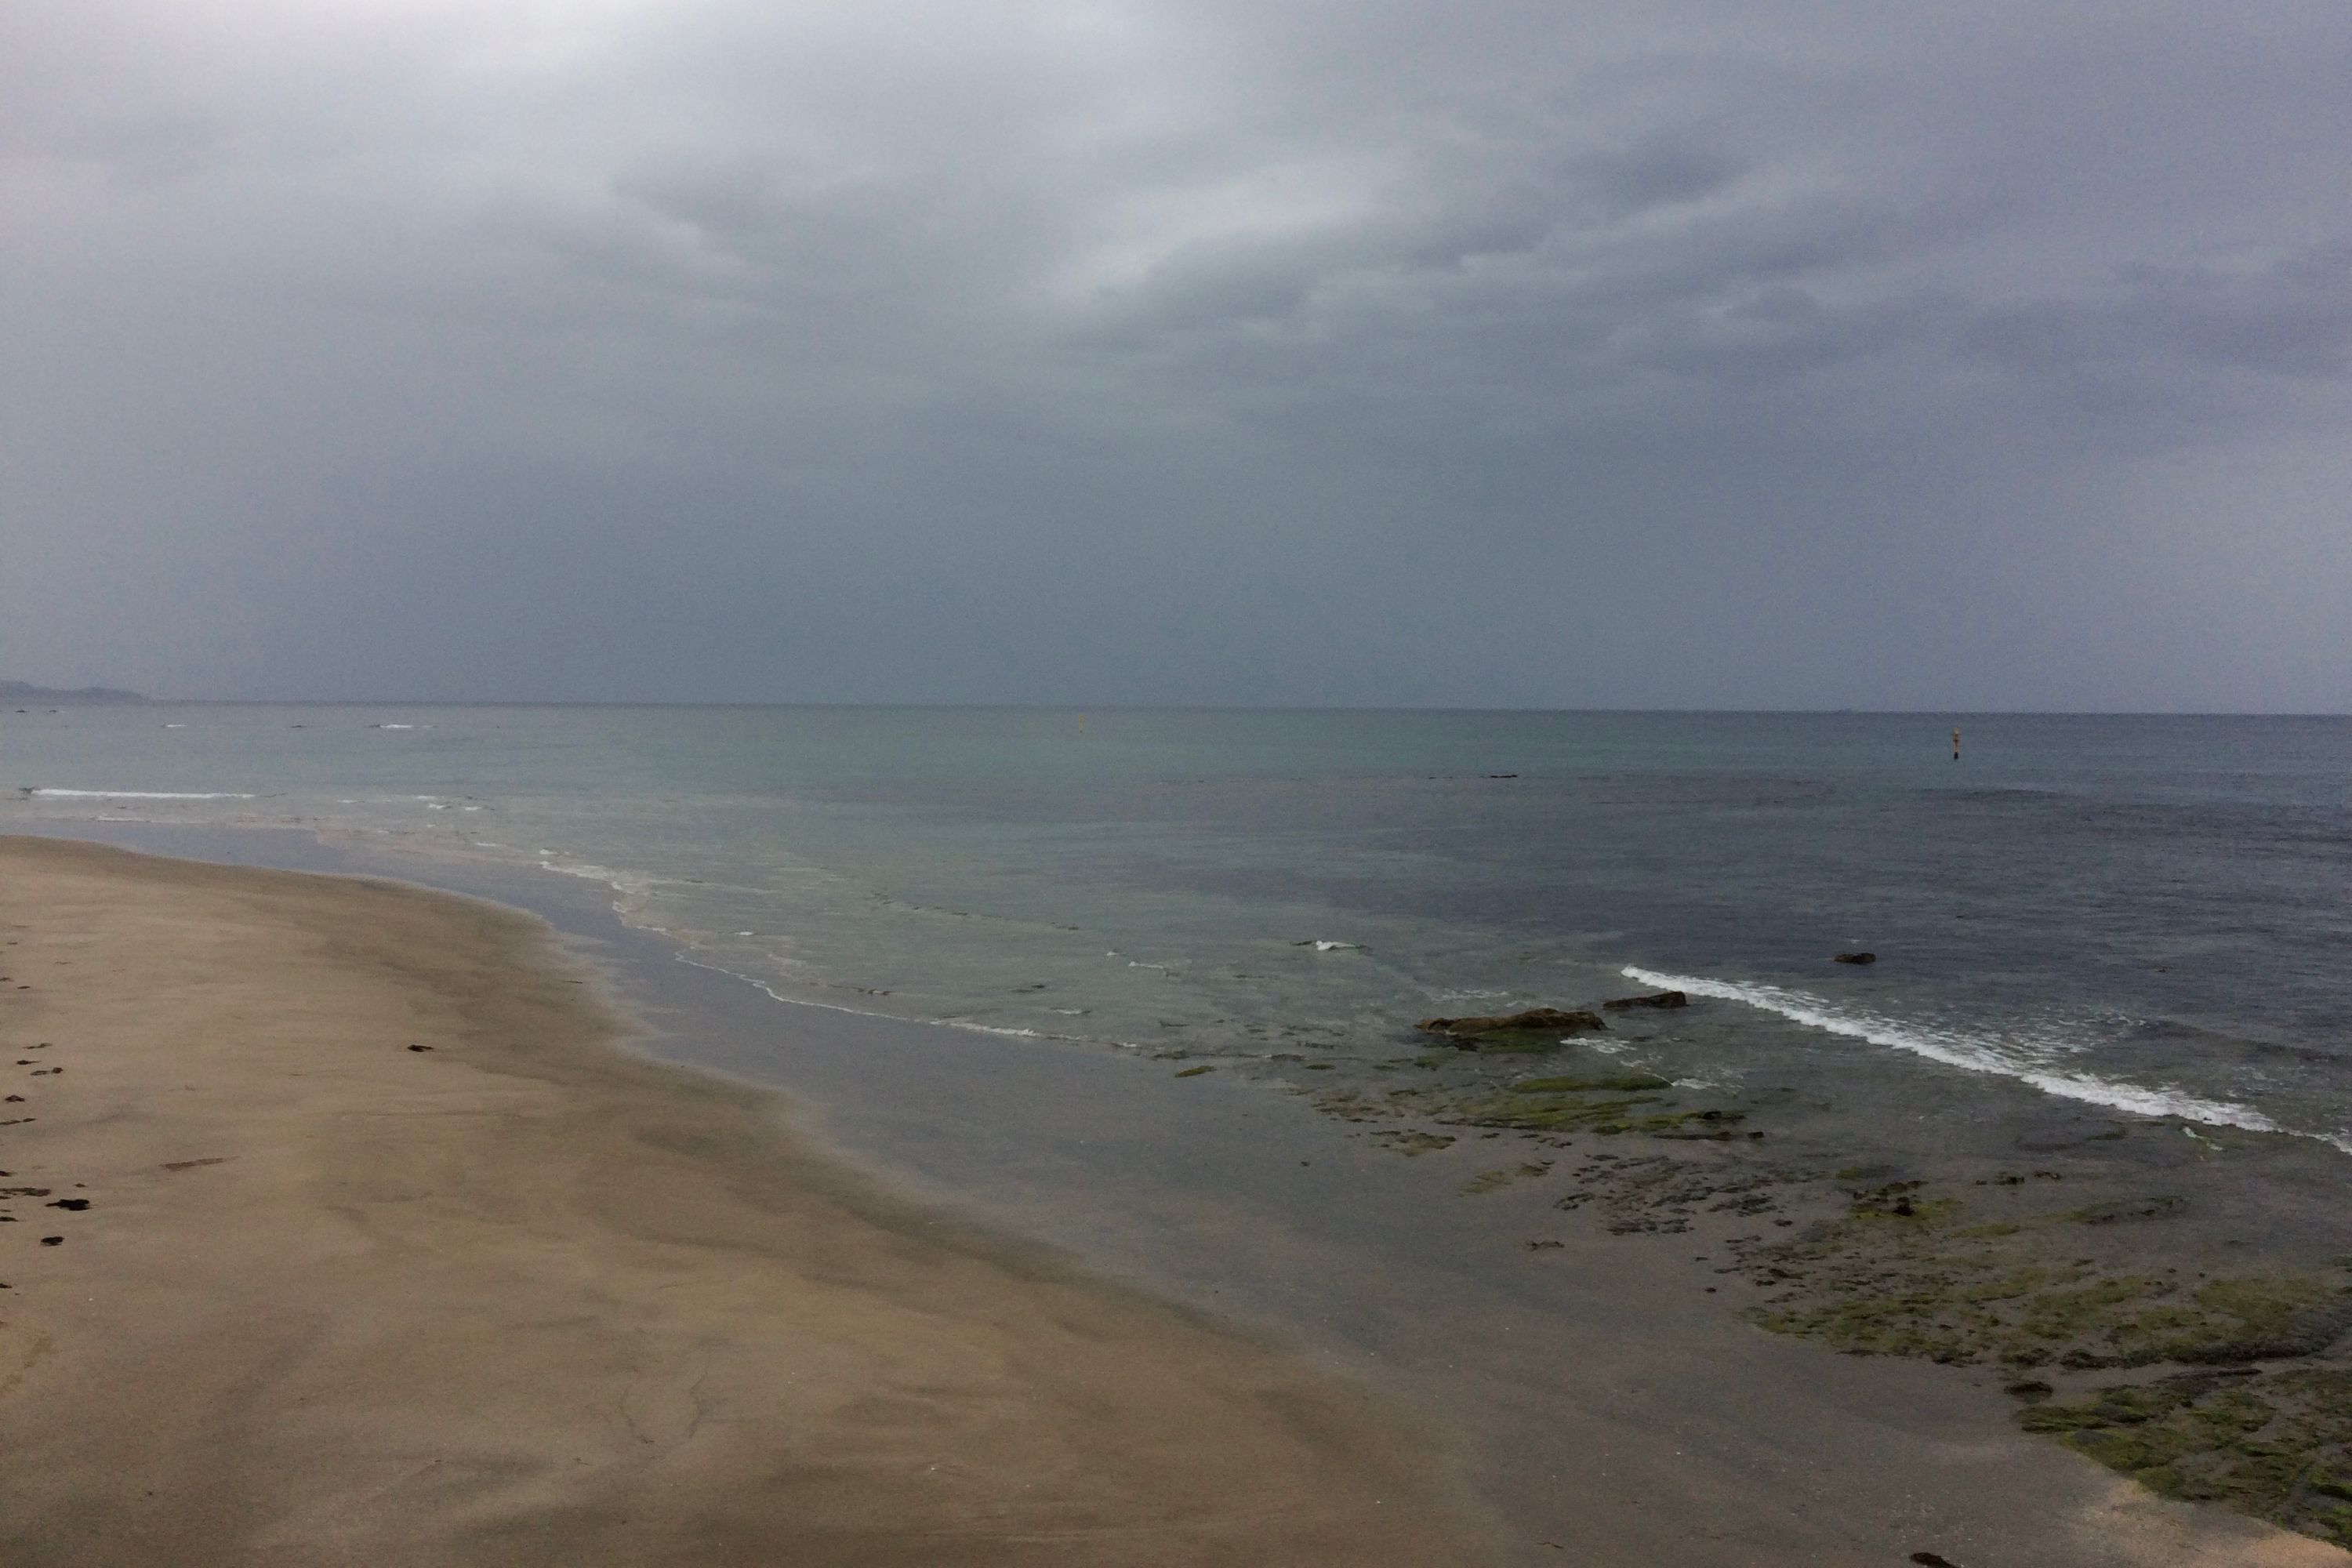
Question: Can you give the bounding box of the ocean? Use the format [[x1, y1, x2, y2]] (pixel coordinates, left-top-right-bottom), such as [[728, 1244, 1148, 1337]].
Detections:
[[20, 702, 2352, 1558], [5, 704, 2347, 1154]]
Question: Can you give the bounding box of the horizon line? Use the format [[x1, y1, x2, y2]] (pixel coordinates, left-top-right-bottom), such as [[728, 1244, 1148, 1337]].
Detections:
[[8, 695, 2349, 719]]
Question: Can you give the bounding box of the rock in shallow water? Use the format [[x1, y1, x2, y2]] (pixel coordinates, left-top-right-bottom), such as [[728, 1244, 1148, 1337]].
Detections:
[[1600, 990, 1688, 1011], [1414, 1007, 1608, 1043]]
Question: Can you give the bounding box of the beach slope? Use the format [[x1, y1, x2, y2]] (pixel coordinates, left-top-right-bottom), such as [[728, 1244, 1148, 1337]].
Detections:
[[0, 837, 1488, 1566]]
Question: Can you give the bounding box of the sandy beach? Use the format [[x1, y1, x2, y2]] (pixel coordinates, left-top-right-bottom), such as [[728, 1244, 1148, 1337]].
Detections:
[[0, 837, 1492, 1566]]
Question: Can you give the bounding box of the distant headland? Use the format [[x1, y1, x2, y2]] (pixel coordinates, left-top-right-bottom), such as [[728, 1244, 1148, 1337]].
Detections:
[[1, 680, 151, 705]]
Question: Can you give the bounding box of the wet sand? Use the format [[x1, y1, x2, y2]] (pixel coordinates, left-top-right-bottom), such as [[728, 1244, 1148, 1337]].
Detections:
[[5, 832, 2347, 1568], [0, 837, 1492, 1566]]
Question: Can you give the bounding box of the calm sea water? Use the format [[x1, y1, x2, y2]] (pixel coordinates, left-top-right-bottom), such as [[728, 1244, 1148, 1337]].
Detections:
[[5, 706, 2348, 1149]]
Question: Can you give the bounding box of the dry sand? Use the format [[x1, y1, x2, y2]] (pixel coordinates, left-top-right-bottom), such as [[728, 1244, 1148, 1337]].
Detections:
[[0, 837, 1494, 1566]]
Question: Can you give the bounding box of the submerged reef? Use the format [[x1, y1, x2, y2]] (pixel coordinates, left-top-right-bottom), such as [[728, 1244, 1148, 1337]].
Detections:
[[1413, 1007, 1609, 1047], [1287, 996, 2352, 1548], [1317, 1068, 1746, 1139], [2019, 1366, 2352, 1531], [1733, 1168, 2352, 1544]]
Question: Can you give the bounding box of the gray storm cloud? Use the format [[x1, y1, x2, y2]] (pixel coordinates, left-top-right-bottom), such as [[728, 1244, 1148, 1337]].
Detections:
[[3, 0, 2347, 707]]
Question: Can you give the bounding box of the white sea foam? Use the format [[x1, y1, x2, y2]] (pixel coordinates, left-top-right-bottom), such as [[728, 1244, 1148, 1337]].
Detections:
[[681, 953, 1098, 1047], [27, 788, 256, 800], [532, 850, 663, 903], [1620, 964, 2347, 1151]]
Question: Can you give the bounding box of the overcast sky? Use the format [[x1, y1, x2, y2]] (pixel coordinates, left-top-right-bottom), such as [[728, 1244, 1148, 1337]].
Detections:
[[4, 1, 2347, 707]]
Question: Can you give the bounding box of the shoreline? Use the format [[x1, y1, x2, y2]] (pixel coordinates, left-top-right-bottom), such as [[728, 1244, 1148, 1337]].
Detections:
[[0, 836, 1492, 1566], [5, 829, 2347, 1566]]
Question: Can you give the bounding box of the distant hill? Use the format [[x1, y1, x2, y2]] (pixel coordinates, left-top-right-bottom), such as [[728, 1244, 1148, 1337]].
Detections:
[[1, 681, 151, 705]]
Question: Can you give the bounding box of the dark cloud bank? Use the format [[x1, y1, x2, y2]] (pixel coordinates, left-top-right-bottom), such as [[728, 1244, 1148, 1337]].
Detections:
[[4, 0, 2347, 708]]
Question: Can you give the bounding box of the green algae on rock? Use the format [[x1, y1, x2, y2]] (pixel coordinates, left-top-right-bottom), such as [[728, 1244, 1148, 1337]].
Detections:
[[1288, 993, 2352, 1551], [1370, 1129, 1456, 1156], [1511, 1073, 1675, 1094], [2020, 1366, 2352, 1545], [1338, 1073, 1747, 1141], [1413, 1007, 1609, 1049], [1460, 1160, 1554, 1196], [1726, 1171, 2352, 1545], [1740, 1181, 2352, 1374]]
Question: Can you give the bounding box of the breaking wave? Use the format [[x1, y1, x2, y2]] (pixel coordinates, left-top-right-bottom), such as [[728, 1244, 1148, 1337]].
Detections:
[[1620, 964, 2351, 1153], [24, 787, 256, 800]]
